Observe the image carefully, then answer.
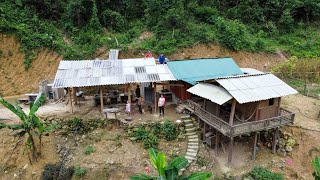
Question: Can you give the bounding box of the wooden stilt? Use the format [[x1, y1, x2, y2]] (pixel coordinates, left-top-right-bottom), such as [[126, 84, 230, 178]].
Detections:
[[253, 132, 258, 160], [73, 87, 77, 105], [215, 131, 220, 156], [203, 123, 207, 142], [277, 97, 282, 115], [100, 85, 104, 113], [154, 82, 157, 113], [272, 128, 279, 153], [128, 84, 131, 103], [229, 99, 236, 126], [68, 87, 73, 114], [228, 137, 234, 166]]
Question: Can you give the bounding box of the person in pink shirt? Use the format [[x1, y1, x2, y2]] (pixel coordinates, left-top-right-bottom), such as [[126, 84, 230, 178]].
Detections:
[[158, 95, 166, 116], [145, 51, 152, 58]]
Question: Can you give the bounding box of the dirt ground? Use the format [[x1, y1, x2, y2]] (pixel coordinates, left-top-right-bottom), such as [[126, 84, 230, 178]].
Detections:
[[0, 94, 319, 179]]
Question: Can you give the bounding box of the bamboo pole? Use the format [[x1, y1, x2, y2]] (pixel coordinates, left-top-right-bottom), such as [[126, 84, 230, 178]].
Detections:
[[100, 85, 104, 113], [215, 131, 220, 156], [68, 87, 73, 114]]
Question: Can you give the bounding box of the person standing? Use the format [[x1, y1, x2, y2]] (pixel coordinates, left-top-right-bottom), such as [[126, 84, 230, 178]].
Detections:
[[158, 54, 165, 64], [145, 51, 152, 58], [125, 101, 131, 116], [136, 85, 141, 98], [137, 96, 143, 114], [158, 95, 166, 116]]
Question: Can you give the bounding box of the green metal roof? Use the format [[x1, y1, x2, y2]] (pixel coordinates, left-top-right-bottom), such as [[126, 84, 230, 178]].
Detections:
[[167, 58, 244, 84]]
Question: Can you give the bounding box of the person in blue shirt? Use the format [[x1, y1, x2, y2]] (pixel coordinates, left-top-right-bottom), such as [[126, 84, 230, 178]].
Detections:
[[158, 54, 165, 64]]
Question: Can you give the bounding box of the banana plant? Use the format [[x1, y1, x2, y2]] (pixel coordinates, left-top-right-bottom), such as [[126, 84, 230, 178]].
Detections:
[[312, 156, 320, 180], [0, 93, 52, 160], [130, 148, 212, 180]]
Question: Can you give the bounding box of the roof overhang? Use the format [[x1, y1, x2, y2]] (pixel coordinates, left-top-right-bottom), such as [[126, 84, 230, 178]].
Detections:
[[187, 83, 233, 105]]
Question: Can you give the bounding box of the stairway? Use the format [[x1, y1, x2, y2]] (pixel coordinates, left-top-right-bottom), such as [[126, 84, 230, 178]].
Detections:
[[181, 115, 199, 171], [176, 104, 194, 114]]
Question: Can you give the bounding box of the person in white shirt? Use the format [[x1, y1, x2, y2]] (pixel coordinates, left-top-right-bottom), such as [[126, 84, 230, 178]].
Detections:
[[125, 101, 131, 115], [158, 95, 166, 116]]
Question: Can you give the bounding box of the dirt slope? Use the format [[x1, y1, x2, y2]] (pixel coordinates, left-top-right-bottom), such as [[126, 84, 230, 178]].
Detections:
[[0, 34, 285, 97], [0, 34, 62, 96]]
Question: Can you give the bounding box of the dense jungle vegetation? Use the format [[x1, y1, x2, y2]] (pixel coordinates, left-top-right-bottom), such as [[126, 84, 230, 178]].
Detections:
[[1, 0, 320, 69]]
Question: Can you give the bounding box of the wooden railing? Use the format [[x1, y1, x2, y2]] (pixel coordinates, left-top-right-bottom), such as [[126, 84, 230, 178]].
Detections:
[[186, 100, 295, 137]]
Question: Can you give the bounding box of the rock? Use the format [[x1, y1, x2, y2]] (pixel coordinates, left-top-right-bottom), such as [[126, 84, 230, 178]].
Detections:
[[13, 173, 18, 178], [286, 146, 293, 152], [201, 166, 206, 170], [23, 164, 28, 170], [82, 135, 86, 139], [4, 171, 8, 174], [32, 171, 36, 175]]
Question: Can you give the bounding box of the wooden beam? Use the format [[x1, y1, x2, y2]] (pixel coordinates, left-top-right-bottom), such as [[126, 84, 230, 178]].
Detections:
[[228, 137, 234, 166], [155, 83, 184, 87], [272, 128, 279, 153], [215, 131, 220, 156], [154, 82, 157, 113], [229, 99, 236, 126], [100, 85, 104, 113], [253, 132, 258, 160], [68, 87, 73, 114]]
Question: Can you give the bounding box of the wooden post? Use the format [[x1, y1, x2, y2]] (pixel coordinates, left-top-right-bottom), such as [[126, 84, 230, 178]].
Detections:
[[73, 87, 77, 105], [215, 131, 220, 156], [229, 99, 236, 126], [203, 123, 207, 142], [277, 97, 281, 115], [272, 128, 279, 153], [154, 82, 157, 113], [68, 87, 73, 114], [203, 99, 207, 110], [253, 132, 258, 160], [128, 84, 131, 103], [100, 85, 104, 113], [228, 137, 234, 166]]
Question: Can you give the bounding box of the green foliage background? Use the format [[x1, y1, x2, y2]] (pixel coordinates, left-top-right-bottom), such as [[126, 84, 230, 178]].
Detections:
[[1, 0, 320, 69]]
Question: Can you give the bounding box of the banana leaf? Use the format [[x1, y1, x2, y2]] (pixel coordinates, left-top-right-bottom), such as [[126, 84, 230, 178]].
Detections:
[[0, 97, 27, 122], [148, 148, 158, 170], [29, 93, 45, 117], [156, 152, 166, 177], [167, 156, 189, 170]]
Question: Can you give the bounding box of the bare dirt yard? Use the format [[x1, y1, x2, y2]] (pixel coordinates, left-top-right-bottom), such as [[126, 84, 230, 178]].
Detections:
[[0, 93, 319, 179]]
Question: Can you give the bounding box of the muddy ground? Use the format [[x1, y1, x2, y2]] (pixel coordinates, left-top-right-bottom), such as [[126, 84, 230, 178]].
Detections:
[[0, 94, 319, 179]]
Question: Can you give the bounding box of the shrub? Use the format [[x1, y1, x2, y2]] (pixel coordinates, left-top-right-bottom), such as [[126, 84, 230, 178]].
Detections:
[[143, 133, 158, 149], [41, 163, 74, 180], [84, 145, 96, 155], [312, 156, 320, 179], [74, 166, 87, 178], [162, 120, 177, 141], [248, 166, 284, 180], [100, 10, 127, 32]]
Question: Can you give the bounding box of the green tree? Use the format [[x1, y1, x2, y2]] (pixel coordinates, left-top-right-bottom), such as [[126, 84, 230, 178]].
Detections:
[[130, 148, 212, 180], [0, 94, 53, 160]]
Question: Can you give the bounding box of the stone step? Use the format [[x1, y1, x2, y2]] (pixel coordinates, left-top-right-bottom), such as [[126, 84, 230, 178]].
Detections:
[[185, 155, 196, 161], [186, 151, 197, 157], [185, 127, 196, 132], [181, 116, 190, 120], [186, 132, 197, 136], [188, 138, 198, 142], [185, 123, 194, 127], [183, 119, 193, 122], [187, 148, 198, 153], [188, 142, 198, 146], [188, 135, 198, 139]]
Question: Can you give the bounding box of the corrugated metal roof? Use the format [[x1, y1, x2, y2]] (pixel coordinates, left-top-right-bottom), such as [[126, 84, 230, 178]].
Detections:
[[216, 74, 298, 104], [187, 83, 233, 105], [167, 58, 244, 85], [53, 58, 176, 88], [240, 68, 264, 75]]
